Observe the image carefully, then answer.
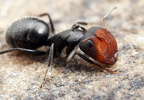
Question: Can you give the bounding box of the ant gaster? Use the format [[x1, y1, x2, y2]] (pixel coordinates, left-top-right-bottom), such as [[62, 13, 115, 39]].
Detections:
[[0, 13, 55, 55]]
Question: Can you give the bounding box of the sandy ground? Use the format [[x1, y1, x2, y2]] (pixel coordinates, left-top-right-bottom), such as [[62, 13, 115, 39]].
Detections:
[[0, 0, 144, 99]]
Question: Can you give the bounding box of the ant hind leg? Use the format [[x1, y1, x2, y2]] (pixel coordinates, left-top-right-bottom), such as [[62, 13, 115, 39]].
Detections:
[[0, 48, 47, 55]]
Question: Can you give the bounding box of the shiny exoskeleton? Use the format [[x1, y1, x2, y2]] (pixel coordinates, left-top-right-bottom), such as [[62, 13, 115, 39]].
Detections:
[[46, 25, 86, 57], [7, 18, 49, 49], [79, 26, 118, 65], [0, 13, 55, 55]]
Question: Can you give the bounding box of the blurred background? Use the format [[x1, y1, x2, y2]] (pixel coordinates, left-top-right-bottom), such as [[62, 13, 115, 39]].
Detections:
[[0, 0, 144, 99]]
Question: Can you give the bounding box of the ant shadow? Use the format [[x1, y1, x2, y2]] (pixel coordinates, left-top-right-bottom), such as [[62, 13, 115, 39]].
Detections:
[[6, 49, 114, 77]]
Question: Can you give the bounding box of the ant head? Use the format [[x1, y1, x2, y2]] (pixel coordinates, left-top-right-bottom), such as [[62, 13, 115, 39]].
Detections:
[[79, 7, 118, 65], [79, 27, 118, 65]]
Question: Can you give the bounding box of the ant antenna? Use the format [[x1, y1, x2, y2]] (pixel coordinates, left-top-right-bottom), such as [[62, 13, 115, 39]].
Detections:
[[102, 7, 117, 31]]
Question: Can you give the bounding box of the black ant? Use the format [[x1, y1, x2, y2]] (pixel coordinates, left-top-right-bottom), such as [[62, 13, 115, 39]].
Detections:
[[0, 7, 118, 88]]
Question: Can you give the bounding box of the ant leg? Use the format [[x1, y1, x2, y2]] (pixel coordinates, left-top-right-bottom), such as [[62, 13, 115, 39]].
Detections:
[[66, 47, 75, 57], [75, 22, 88, 25], [38, 13, 55, 35], [72, 24, 87, 33], [0, 48, 47, 55], [66, 44, 79, 62], [40, 43, 54, 88], [75, 52, 116, 73]]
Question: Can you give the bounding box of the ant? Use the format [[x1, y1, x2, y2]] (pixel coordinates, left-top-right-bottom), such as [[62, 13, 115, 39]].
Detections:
[[40, 7, 118, 88], [0, 13, 55, 55], [0, 7, 118, 88]]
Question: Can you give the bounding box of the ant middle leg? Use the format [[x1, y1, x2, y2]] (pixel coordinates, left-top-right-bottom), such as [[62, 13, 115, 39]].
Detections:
[[40, 43, 54, 88]]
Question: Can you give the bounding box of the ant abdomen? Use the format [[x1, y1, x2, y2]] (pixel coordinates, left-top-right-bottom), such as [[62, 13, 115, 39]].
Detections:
[[6, 18, 50, 49]]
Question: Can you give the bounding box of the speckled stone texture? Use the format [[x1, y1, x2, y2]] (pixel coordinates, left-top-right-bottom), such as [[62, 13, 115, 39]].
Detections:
[[0, 0, 144, 100]]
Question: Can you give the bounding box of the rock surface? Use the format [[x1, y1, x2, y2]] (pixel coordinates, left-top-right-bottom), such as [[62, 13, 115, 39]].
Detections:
[[0, 0, 144, 99]]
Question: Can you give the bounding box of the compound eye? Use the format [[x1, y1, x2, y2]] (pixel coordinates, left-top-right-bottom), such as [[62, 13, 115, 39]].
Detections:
[[86, 40, 93, 48]]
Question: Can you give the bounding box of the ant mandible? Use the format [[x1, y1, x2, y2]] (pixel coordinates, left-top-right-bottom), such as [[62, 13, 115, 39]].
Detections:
[[40, 7, 118, 88], [0, 13, 55, 55]]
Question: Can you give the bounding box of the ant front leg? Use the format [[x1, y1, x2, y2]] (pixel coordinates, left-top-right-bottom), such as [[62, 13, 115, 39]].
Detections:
[[40, 43, 54, 88], [75, 52, 116, 73], [0, 48, 47, 55], [66, 24, 87, 61], [66, 44, 79, 62], [38, 13, 55, 35]]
